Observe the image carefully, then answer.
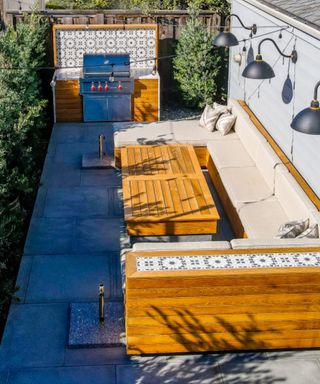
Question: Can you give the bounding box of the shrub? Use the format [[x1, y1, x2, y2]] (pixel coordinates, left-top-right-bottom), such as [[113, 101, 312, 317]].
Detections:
[[173, 5, 224, 108], [0, 13, 49, 334]]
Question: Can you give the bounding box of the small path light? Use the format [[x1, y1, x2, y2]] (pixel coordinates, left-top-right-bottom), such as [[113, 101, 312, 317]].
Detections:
[[99, 284, 105, 323]]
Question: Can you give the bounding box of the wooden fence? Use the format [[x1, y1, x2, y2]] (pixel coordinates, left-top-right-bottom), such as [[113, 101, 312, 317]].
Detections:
[[6, 9, 222, 40]]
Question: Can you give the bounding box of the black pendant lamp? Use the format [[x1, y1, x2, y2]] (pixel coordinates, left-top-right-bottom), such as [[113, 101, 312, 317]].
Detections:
[[213, 14, 257, 47], [291, 81, 320, 135], [242, 38, 298, 79]]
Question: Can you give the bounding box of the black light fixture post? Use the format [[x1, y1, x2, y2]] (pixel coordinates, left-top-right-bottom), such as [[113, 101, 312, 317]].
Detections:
[[213, 14, 257, 47], [242, 38, 297, 79], [291, 81, 320, 135]]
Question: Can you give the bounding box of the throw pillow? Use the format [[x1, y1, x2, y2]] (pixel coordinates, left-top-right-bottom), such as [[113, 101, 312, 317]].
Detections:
[[199, 103, 229, 132], [216, 111, 237, 136], [297, 224, 319, 239], [274, 218, 309, 239], [213, 102, 232, 113], [199, 105, 209, 128]]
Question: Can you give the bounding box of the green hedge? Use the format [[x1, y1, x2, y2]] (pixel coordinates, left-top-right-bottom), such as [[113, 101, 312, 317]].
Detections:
[[0, 14, 49, 335]]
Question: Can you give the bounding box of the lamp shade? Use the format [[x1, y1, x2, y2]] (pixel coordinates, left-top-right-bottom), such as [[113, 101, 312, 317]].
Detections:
[[213, 31, 239, 47], [242, 54, 275, 79], [291, 104, 320, 135]]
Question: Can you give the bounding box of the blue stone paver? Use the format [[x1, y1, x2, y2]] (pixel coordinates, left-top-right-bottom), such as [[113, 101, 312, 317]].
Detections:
[[1, 122, 320, 383]]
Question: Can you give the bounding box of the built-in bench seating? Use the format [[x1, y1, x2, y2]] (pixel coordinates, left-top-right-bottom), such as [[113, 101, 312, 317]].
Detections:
[[117, 101, 320, 354], [124, 247, 320, 354], [114, 99, 320, 243], [207, 100, 320, 239]]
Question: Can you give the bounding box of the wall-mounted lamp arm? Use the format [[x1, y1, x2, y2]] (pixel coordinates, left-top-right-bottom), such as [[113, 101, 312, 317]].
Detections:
[[226, 14, 257, 34], [313, 81, 320, 101], [257, 38, 298, 63]]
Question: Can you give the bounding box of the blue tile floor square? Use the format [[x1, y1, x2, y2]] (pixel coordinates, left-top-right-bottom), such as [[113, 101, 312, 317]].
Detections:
[[25, 254, 112, 302], [7, 366, 116, 384], [0, 304, 68, 369], [24, 218, 75, 255], [44, 187, 108, 218], [75, 219, 123, 252]]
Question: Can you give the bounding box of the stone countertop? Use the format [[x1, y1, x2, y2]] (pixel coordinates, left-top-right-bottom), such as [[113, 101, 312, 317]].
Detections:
[[53, 68, 159, 81]]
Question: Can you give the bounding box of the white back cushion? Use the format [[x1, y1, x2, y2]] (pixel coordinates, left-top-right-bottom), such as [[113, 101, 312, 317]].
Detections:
[[275, 164, 317, 220], [228, 99, 266, 160], [255, 141, 282, 190]]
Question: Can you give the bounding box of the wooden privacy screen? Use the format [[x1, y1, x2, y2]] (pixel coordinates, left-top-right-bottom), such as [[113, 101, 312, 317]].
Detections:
[[125, 248, 320, 354]]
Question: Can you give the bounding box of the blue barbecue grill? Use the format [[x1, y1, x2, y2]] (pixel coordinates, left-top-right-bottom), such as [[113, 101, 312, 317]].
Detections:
[[80, 54, 134, 122]]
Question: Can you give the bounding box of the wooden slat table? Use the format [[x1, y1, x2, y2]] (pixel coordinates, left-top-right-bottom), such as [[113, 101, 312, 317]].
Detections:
[[121, 145, 220, 236]]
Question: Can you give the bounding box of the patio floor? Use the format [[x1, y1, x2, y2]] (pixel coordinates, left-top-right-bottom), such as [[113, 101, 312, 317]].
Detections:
[[1, 122, 320, 383]]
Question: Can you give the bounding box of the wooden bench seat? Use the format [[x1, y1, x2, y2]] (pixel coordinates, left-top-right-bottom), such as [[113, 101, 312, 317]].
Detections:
[[125, 248, 320, 354]]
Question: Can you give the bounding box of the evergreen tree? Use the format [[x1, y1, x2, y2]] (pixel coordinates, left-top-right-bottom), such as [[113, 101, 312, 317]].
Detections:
[[173, 5, 223, 107]]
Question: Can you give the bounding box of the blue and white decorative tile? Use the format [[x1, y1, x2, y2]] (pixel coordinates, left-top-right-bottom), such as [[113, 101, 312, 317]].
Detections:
[[136, 252, 320, 272], [56, 28, 156, 69]]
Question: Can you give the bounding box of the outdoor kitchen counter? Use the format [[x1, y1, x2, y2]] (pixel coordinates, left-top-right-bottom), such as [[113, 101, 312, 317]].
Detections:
[[52, 68, 160, 123], [53, 68, 160, 80]]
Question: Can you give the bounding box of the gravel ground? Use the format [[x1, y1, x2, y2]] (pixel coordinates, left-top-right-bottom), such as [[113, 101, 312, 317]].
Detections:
[[160, 102, 202, 121]]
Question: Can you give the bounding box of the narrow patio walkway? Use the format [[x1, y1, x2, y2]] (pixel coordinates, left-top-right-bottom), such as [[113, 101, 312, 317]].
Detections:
[[1, 122, 320, 383]]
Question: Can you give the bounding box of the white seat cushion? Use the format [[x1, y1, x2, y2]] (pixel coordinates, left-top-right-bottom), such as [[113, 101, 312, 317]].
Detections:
[[220, 166, 273, 208], [207, 139, 254, 170], [275, 165, 317, 221], [231, 238, 320, 249], [132, 241, 231, 252], [238, 196, 289, 238], [113, 121, 174, 147], [172, 120, 238, 146]]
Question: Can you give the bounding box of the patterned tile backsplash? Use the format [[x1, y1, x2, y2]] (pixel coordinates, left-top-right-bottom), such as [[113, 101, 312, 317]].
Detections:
[[136, 252, 320, 272], [55, 28, 157, 69]]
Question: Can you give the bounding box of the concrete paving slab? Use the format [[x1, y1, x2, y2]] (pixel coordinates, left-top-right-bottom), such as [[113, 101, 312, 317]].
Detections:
[[109, 252, 123, 299], [24, 218, 75, 255], [64, 347, 130, 366], [219, 358, 320, 383], [44, 187, 108, 218], [14, 257, 33, 304], [7, 366, 116, 384], [41, 163, 81, 188], [80, 169, 122, 187], [31, 186, 47, 218], [50, 123, 87, 144], [0, 304, 68, 369], [107, 187, 123, 217], [25, 254, 112, 303], [0, 371, 9, 384], [83, 123, 114, 145], [54, 143, 98, 166], [267, 349, 320, 360], [75, 219, 122, 252], [116, 361, 223, 384]]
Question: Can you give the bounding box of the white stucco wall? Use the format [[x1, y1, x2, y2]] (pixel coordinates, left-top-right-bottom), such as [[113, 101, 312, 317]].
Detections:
[[229, 0, 320, 197]]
